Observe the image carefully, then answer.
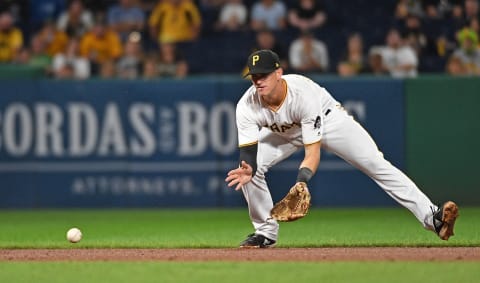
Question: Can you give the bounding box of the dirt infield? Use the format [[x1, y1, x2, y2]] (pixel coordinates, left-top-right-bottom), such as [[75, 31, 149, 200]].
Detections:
[[1, 247, 479, 262]]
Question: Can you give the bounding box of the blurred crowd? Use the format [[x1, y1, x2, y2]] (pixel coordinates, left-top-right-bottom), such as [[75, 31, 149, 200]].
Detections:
[[0, 0, 478, 80]]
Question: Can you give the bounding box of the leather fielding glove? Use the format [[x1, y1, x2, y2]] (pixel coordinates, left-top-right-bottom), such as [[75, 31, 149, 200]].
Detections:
[[270, 182, 311, 222]]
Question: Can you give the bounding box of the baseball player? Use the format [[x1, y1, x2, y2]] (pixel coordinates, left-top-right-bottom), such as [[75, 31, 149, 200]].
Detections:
[[225, 49, 458, 248]]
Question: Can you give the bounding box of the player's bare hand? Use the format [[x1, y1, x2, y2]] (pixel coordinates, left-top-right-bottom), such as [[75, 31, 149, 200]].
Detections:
[[225, 161, 253, 191]]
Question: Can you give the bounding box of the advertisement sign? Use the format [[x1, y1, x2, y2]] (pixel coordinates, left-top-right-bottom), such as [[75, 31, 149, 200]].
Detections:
[[0, 78, 404, 207]]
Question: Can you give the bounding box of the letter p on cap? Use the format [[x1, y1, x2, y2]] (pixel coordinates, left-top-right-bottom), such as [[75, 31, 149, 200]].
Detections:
[[252, 55, 259, 66]]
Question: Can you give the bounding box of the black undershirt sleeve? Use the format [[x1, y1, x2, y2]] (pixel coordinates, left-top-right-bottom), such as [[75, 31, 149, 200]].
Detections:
[[239, 143, 258, 177]]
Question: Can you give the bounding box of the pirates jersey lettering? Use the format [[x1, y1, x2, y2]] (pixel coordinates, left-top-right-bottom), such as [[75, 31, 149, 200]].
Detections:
[[268, 122, 300, 133]]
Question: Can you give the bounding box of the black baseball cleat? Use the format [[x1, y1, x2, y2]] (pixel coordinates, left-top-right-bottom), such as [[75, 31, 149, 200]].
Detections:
[[239, 233, 276, 248], [433, 201, 459, 240]]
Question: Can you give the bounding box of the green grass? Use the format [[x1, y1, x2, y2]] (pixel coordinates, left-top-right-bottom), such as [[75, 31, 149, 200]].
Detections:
[[0, 208, 479, 248], [1, 262, 479, 283], [1, 208, 479, 283]]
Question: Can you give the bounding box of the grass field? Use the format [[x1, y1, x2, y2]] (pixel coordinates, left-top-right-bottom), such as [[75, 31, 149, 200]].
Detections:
[[1, 208, 479, 283], [1, 262, 480, 283], [0, 208, 478, 248]]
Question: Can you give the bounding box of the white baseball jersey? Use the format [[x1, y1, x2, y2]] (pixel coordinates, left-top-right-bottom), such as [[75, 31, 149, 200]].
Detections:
[[235, 73, 437, 242], [236, 74, 339, 146]]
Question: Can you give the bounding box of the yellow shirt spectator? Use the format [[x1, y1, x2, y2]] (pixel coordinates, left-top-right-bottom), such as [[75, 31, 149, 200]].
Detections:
[[38, 22, 69, 56], [80, 25, 122, 64], [0, 27, 23, 62], [149, 0, 202, 44]]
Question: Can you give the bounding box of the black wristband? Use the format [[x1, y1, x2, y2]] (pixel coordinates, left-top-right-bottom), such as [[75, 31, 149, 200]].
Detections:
[[296, 167, 313, 183]]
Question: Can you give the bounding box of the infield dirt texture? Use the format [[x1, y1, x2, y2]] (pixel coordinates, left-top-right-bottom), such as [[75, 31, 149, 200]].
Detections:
[[1, 247, 480, 261]]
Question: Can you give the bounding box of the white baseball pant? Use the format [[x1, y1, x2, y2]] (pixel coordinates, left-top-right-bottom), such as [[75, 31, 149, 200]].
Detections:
[[241, 106, 437, 241]]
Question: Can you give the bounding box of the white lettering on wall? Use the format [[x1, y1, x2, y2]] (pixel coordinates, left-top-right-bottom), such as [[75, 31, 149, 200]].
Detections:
[[209, 102, 236, 155], [68, 103, 98, 156], [35, 103, 64, 156], [177, 102, 208, 156], [3, 104, 32, 156], [0, 101, 238, 158], [129, 103, 155, 156], [98, 103, 127, 156]]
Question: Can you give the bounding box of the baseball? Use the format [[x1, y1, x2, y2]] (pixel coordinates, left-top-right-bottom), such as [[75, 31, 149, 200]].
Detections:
[[66, 227, 82, 243]]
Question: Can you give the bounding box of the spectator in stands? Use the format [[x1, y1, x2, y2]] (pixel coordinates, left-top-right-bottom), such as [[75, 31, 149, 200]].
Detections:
[[100, 60, 116, 78], [469, 17, 480, 44], [365, 47, 389, 76], [246, 29, 289, 73], [148, 0, 202, 44], [250, 0, 287, 31], [289, 30, 329, 73], [0, 0, 28, 26], [449, 1, 477, 30], [116, 31, 144, 79], [401, 13, 431, 56], [421, 0, 461, 18], [379, 28, 418, 78], [464, 0, 479, 22], [287, 0, 327, 32], [0, 11, 23, 63], [452, 27, 480, 74], [27, 34, 53, 75], [452, 0, 465, 15], [423, 0, 441, 18], [445, 54, 467, 75], [450, 0, 465, 24], [14, 47, 31, 65], [421, 0, 462, 19], [52, 38, 90, 79], [395, 0, 423, 19], [37, 20, 69, 57], [435, 34, 457, 57], [142, 55, 158, 79], [107, 0, 145, 43], [337, 33, 366, 76], [157, 42, 188, 78], [431, 1, 463, 57], [215, 0, 248, 31], [80, 15, 123, 75], [57, 0, 94, 38]]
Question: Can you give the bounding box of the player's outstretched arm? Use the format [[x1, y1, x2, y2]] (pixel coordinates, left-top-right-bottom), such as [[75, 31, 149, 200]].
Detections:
[[225, 161, 253, 191], [299, 141, 321, 175]]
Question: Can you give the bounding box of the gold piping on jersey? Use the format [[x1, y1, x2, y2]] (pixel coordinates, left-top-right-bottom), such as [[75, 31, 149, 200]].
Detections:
[[239, 141, 259, 147], [303, 140, 321, 146]]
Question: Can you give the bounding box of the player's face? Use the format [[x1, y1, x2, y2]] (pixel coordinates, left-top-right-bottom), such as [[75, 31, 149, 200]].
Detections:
[[251, 69, 281, 97]]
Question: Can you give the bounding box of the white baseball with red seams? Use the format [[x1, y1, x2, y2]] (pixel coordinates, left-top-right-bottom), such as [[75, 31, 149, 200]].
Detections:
[[66, 227, 82, 243], [235, 74, 437, 241]]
